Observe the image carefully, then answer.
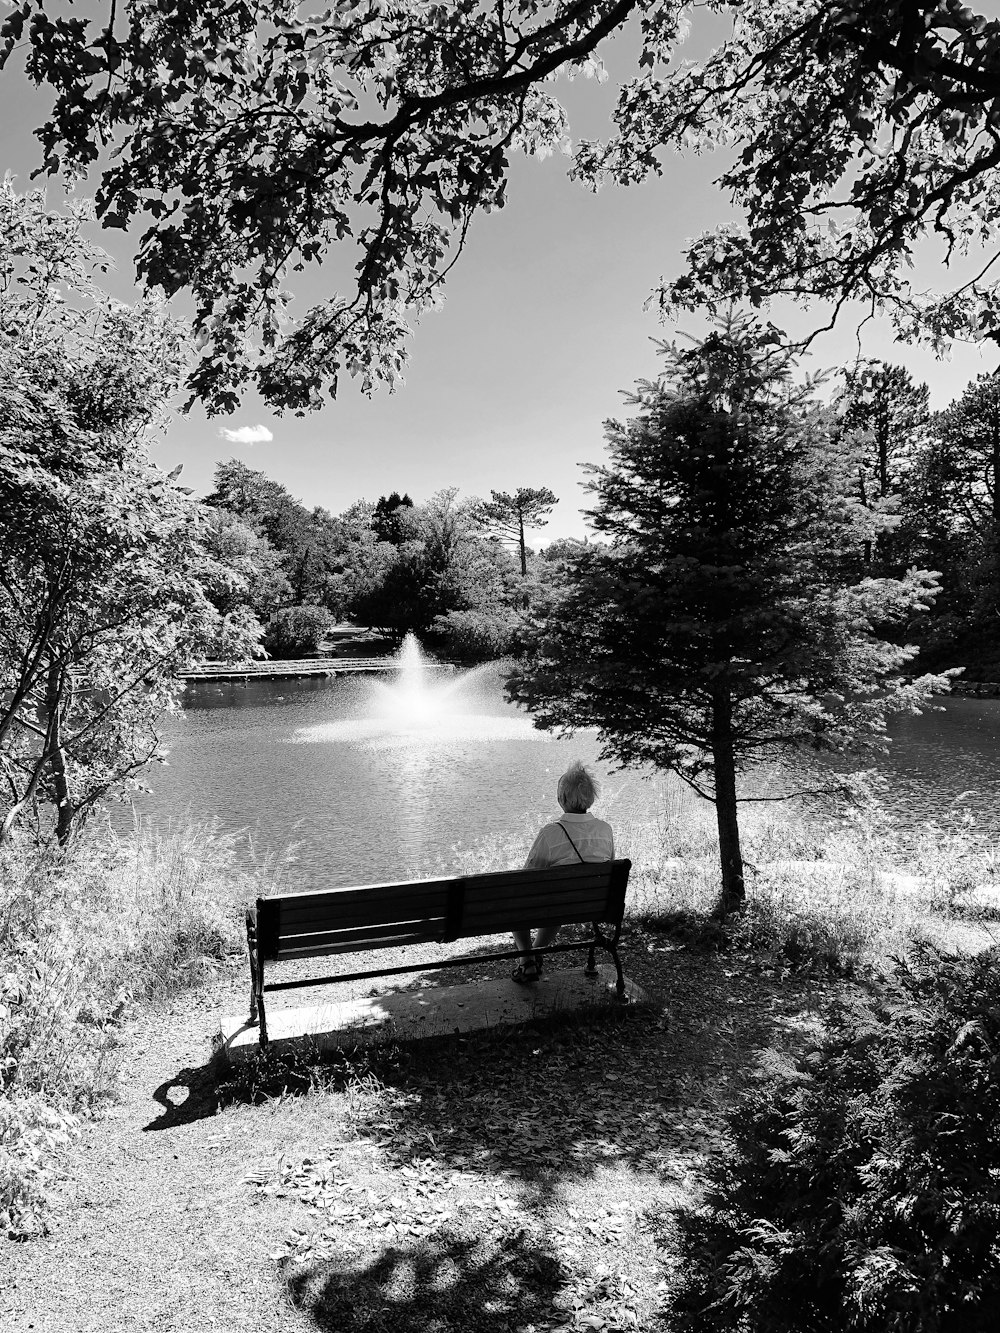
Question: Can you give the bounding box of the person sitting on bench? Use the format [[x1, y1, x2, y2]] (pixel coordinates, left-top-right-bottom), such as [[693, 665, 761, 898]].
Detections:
[[512, 760, 615, 984]]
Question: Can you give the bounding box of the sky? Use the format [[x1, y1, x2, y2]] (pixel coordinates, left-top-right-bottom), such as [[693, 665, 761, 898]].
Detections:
[[2, 7, 999, 543]]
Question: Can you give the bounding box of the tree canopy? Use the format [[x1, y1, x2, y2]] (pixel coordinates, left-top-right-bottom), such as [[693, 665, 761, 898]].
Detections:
[[0, 184, 259, 843], [8, 2, 1000, 411]]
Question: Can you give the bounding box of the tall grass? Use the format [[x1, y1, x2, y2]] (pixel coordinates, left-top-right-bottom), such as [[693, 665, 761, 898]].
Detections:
[[0, 815, 280, 1237]]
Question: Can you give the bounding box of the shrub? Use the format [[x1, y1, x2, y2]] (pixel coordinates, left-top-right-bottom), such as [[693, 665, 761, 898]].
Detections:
[[428, 607, 522, 662], [669, 942, 1000, 1332], [262, 604, 332, 658], [0, 1092, 78, 1238], [0, 818, 266, 1237]]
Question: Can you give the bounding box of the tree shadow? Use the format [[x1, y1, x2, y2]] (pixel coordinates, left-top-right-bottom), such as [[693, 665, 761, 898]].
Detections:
[[214, 936, 821, 1204], [283, 1225, 567, 1332]]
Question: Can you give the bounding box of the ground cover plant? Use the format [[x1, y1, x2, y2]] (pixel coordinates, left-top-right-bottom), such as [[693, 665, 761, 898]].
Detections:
[[667, 941, 1000, 1332]]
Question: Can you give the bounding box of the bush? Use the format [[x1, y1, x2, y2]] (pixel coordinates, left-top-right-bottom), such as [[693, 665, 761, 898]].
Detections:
[[669, 942, 1000, 1332], [0, 818, 267, 1237], [262, 604, 332, 658], [428, 607, 522, 662]]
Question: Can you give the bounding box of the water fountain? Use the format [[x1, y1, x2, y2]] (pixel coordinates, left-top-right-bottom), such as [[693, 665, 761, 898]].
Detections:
[[292, 633, 539, 749]]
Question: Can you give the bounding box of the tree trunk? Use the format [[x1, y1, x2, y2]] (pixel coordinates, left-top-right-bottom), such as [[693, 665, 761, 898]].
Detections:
[[858, 467, 872, 565], [518, 513, 527, 577], [45, 664, 75, 844], [712, 690, 745, 915]]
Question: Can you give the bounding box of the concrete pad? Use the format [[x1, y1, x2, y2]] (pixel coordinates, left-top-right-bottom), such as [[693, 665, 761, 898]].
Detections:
[[216, 965, 650, 1063]]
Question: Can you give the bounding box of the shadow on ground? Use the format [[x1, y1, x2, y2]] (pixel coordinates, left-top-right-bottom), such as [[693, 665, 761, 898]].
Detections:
[[138, 929, 839, 1331], [151, 931, 832, 1176], [282, 1226, 567, 1333]]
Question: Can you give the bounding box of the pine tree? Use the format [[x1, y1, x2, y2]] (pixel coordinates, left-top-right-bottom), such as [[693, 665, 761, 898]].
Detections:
[[509, 317, 946, 913], [474, 487, 557, 576]]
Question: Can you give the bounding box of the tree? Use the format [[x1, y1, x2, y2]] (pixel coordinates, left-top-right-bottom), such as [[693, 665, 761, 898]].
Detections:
[[936, 372, 1000, 546], [586, 2, 1000, 356], [10, 3, 1000, 407], [922, 372, 1000, 669], [206, 459, 350, 610], [474, 487, 558, 576], [0, 184, 259, 843], [508, 318, 947, 912], [198, 506, 293, 622], [350, 488, 521, 645], [372, 492, 415, 545], [835, 360, 931, 567]]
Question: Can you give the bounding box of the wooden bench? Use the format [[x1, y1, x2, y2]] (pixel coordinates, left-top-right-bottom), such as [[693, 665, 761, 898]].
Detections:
[[245, 859, 633, 1046]]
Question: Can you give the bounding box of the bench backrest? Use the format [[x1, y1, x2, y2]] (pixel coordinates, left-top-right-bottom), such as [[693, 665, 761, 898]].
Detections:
[[255, 859, 632, 963]]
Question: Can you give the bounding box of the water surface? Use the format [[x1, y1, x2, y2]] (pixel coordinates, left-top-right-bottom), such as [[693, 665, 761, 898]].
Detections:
[[130, 665, 1000, 891]]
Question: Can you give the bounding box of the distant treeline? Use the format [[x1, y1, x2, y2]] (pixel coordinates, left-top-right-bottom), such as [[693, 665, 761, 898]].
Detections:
[[201, 359, 1000, 676], [199, 467, 566, 661]]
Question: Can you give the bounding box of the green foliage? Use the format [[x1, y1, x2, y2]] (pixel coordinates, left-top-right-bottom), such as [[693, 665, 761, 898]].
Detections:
[[262, 605, 332, 659], [372, 491, 415, 545], [581, 3, 1000, 356], [473, 486, 558, 575], [11, 3, 1000, 402], [349, 488, 521, 643], [669, 943, 1000, 1333], [2, 0, 656, 410], [0, 1090, 78, 1239]]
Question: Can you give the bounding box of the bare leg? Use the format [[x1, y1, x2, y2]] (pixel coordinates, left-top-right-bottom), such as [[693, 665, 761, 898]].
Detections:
[[533, 925, 560, 970], [513, 930, 534, 960]]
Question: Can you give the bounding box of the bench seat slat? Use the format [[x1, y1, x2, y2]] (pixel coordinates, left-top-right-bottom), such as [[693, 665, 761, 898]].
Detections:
[[270, 885, 620, 948], [272, 918, 445, 954], [273, 932, 441, 960], [273, 896, 449, 935], [272, 885, 450, 928]]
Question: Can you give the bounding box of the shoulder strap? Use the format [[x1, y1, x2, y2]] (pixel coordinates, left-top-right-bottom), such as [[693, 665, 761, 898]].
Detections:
[[558, 822, 586, 863]]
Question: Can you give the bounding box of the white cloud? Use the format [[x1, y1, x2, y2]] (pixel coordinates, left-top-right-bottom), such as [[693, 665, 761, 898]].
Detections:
[[217, 424, 274, 445]]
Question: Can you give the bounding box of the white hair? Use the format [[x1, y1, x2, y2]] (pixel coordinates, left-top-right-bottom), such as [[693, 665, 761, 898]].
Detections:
[[557, 761, 598, 813]]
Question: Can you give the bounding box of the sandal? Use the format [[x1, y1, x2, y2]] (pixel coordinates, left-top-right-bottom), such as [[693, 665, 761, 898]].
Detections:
[[512, 961, 540, 985]]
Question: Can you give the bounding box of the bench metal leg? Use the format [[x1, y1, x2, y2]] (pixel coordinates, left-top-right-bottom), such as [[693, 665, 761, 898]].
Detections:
[[246, 908, 268, 1043], [609, 944, 626, 999], [246, 909, 260, 1024], [584, 941, 598, 976]]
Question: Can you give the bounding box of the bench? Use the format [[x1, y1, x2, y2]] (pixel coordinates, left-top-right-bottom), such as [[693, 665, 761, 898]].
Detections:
[[244, 858, 633, 1046]]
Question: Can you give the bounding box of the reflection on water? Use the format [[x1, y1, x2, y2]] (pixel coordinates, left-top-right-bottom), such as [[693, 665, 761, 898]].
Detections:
[[128, 649, 1000, 892]]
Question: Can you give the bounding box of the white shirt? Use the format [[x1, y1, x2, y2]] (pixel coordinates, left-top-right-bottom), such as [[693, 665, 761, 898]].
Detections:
[[525, 812, 615, 869]]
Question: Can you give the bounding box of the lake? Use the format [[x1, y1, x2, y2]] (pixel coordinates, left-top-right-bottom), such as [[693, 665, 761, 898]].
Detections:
[[126, 659, 1000, 891]]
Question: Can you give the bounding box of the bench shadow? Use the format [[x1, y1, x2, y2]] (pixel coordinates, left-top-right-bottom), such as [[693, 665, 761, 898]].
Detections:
[[282, 1226, 567, 1333], [143, 1056, 224, 1131]]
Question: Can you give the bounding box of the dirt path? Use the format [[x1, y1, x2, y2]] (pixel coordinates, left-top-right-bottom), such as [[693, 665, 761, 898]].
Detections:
[[1, 940, 842, 1333]]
